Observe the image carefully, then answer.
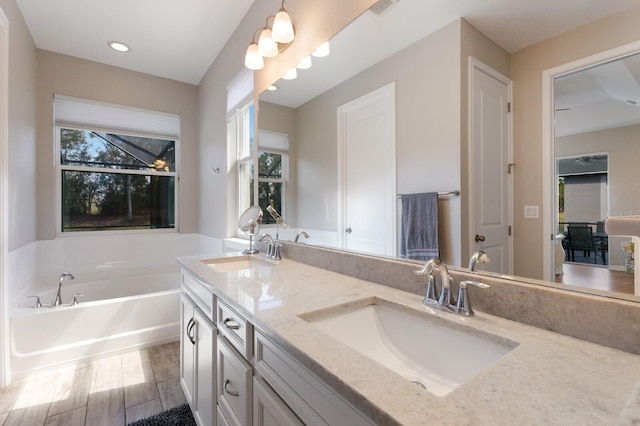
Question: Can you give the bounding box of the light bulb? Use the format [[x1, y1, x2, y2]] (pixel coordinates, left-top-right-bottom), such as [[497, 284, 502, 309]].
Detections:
[[272, 9, 294, 44], [312, 41, 330, 57], [282, 68, 297, 80], [258, 28, 278, 58], [297, 56, 312, 70], [244, 42, 264, 70]]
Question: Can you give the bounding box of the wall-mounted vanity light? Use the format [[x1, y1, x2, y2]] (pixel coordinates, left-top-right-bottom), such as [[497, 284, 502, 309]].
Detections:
[[244, 0, 295, 70]]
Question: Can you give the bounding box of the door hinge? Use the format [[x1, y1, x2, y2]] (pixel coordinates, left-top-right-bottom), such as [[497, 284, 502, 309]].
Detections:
[[507, 102, 511, 113], [508, 225, 512, 236]]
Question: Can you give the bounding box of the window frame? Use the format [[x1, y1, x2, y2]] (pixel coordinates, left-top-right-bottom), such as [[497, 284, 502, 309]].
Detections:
[[54, 123, 180, 237], [231, 102, 256, 238]]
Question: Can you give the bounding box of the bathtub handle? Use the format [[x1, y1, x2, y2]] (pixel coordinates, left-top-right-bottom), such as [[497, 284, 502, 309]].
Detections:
[[186, 317, 197, 345], [223, 318, 241, 330], [27, 295, 43, 308], [224, 379, 239, 397]]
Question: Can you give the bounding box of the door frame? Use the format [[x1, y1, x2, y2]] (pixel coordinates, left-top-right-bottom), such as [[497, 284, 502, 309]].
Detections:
[[468, 57, 513, 274], [337, 82, 396, 253], [0, 5, 9, 386], [541, 39, 640, 281]]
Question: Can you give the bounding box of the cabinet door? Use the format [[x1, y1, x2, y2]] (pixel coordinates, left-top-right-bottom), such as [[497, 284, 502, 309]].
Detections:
[[253, 377, 303, 426], [218, 336, 252, 426], [180, 294, 196, 406], [194, 307, 216, 426]]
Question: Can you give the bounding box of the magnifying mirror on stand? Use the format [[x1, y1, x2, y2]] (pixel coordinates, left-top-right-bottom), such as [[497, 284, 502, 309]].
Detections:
[[238, 206, 263, 254], [266, 205, 289, 240]]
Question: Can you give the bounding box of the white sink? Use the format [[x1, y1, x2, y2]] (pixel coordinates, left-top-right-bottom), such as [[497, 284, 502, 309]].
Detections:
[[301, 299, 518, 397], [201, 255, 273, 273]]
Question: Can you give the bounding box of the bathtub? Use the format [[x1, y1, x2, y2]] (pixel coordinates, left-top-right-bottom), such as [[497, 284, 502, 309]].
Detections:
[[10, 266, 182, 378]]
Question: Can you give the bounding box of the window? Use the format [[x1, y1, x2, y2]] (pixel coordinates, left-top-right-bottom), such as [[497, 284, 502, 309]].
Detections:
[[55, 95, 179, 234], [257, 130, 289, 224]]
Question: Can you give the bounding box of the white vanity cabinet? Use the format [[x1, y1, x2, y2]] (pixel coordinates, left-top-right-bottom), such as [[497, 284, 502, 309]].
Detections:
[[181, 270, 217, 426]]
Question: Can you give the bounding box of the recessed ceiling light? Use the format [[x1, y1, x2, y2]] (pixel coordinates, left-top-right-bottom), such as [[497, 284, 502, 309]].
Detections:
[[108, 41, 130, 52], [267, 85, 278, 91]]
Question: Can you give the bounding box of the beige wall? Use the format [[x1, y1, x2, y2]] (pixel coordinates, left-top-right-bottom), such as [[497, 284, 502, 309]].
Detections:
[[2, 0, 38, 251], [35, 51, 199, 239], [511, 5, 640, 279], [557, 124, 640, 268]]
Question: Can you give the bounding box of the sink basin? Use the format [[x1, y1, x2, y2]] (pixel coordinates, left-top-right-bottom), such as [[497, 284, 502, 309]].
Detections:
[[300, 298, 518, 397], [201, 255, 273, 273]]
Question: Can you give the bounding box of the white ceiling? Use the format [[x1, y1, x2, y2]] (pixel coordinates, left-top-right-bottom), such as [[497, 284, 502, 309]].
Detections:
[[16, 0, 255, 85], [555, 53, 640, 136], [15, 0, 640, 87]]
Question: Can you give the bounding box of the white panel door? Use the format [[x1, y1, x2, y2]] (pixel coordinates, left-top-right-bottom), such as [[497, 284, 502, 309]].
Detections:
[[471, 61, 512, 274], [338, 83, 396, 256]]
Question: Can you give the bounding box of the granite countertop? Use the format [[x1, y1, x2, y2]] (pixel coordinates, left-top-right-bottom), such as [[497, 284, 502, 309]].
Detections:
[[178, 253, 640, 425]]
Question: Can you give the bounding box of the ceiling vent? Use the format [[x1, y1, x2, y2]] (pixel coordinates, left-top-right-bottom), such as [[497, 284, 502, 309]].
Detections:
[[368, 0, 400, 16]]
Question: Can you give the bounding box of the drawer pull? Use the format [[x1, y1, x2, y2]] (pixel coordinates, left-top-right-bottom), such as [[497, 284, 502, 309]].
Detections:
[[224, 379, 239, 397], [186, 317, 196, 345], [223, 318, 241, 330]]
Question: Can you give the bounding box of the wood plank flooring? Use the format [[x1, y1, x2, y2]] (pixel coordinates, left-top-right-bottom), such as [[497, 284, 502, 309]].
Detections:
[[555, 262, 635, 295], [0, 341, 185, 426]]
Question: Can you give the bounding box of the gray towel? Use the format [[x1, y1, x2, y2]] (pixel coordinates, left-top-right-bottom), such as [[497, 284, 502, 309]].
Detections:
[[400, 192, 439, 261]]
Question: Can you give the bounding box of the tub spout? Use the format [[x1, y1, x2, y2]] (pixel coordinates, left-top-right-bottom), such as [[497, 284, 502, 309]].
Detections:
[[52, 272, 75, 307]]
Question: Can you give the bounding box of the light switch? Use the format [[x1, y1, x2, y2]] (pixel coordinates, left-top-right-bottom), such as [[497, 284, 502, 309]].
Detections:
[[524, 205, 539, 219]]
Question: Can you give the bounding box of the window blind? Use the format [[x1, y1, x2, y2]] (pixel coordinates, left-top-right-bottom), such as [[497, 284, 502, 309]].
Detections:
[[259, 130, 289, 152], [227, 68, 254, 119], [54, 95, 180, 138]]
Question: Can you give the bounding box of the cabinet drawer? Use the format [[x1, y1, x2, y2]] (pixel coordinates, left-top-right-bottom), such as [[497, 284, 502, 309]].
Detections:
[[217, 299, 253, 359], [182, 269, 215, 321], [218, 335, 252, 426], [255, 331, 373, 426]]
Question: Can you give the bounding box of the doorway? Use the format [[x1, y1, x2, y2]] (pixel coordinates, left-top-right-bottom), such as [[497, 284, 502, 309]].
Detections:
[[337, 83, 396, 256], [542, 43, 640, 295]]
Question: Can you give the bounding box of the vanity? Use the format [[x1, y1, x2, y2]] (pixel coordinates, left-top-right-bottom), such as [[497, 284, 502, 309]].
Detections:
[[178, 248, 640, 425]]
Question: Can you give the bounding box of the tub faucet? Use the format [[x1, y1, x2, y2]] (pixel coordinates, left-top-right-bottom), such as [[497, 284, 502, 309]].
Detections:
[[468, 250, 491, 272], [52, 272, 75, 307], [295, 231, 310, 243], [414, 259, 454, 309]]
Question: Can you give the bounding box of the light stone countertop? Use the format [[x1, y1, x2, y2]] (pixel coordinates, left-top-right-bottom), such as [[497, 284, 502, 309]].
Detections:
[[178, 253, 640, 426]]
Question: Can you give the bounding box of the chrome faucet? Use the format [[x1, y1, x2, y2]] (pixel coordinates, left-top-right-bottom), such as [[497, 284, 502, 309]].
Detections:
[[259, 233, 282, 260], [468, 250, 491, 272], [414, 259, 454, 309], [52, 272, 75, 307], [259, 233, 274, 258], [414, 259, 489, 316], [294, 231, 310, 243]]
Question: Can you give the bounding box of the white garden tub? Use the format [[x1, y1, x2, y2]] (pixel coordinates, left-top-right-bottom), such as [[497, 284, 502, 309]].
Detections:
[[10, 266, 181, 378]]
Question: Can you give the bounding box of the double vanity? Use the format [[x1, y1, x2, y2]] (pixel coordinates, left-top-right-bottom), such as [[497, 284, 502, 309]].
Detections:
[[178, 248, 640, 425]]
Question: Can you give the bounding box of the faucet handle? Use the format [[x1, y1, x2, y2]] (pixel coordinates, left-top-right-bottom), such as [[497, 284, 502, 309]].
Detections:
[[73, 293, 83, 306], [27, 295, 42, 308], [456, 280, 490, 316]]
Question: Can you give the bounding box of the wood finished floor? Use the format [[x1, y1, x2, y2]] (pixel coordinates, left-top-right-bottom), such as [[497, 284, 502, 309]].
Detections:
[[555, 262, 635, 294], [0, 341, 185, 426]]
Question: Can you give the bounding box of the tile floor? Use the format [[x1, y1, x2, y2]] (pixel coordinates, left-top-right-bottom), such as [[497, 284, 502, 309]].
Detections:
[[0, 341, 185, 426]]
